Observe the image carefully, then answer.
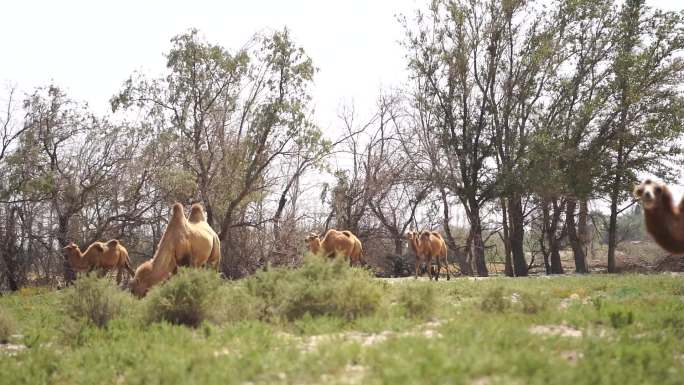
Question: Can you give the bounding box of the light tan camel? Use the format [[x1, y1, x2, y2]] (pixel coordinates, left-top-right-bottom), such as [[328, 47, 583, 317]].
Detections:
[[305, 229, 364, 266], [129, 203, 221, 297], [63, 240, 134, 284], [405, 231, 451, 280]]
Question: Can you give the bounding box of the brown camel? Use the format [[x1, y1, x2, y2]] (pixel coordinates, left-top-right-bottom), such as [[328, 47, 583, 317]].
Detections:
[[634, 179, 684, 254], [63, 240, 134, 284], [405, 230, 451, 281], [305, 229, 363, 266], [129, 202, 221, 297]]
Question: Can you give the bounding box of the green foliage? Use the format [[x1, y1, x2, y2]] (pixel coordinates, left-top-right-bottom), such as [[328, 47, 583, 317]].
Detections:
[[244, 256, 384, 321], [480, 287, 511, 313], [61, 274, 131, 328], [608, 308, 635, 329], [143, 268, 222, 327], [0, 308, 16, 343], [395, 282, 438, 319], [2, 274, 684, 384], [214, 284, 264, 323], [519, 292, 547, 314]]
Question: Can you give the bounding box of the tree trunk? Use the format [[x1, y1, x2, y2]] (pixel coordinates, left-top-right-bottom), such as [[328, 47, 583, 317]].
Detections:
[[508, 194, 528, 276], [548, 199, 565, 274], [468, 198, 488, 277], [500, 198, 514, 276], [393, 236, 403, 256], [441, 189, 471, 275], [578, 199, 590, 257], [566, 198, 588, 273], [58, 214, 76, 284], [607, 143, 624, 273]]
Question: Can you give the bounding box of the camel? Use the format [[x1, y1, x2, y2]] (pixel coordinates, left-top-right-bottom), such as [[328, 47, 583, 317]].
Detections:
[[305, 229, 364, 266], [405, 230, 451, 281], [129, 202, 221, 297], [62, 240, 134, 284], [634, 179, 684, 254]]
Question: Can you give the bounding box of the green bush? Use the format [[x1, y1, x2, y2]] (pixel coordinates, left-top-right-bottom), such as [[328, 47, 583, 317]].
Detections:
[[245, 256, 384, 321], [215, 284, 264, 323], [61, 274, 131, 328], [0, 309, 16, 343], [480, 287, 510, 313], [396, 282, 438, 319], [144, 268, 222, 327], [519, 292, 547, 314], [608, 308, 634, 329]]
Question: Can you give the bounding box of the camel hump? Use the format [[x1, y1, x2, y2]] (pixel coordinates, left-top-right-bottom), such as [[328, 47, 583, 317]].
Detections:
[[341, 230, 353, 238], [107, 239, 120, 248], [189, 203, 206, 223], [419, 231, 432, 240], [170, 203, 187, 224]]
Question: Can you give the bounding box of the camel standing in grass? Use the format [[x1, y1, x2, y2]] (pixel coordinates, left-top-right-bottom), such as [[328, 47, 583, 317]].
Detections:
[[129, 203, 221, 297], [63, 240, 134, 284], [305, 229, 364, 266], [405, 231, 451, 281]]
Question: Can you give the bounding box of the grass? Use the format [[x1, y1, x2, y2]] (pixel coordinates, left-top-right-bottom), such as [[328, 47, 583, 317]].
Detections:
[[1, 266, 683, 385]]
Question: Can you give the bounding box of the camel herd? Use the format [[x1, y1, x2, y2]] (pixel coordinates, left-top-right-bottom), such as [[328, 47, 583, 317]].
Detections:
[[64, 201, 459, 296]]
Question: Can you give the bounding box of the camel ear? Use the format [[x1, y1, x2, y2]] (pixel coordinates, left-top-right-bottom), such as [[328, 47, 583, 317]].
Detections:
[[634, 184, 644, 198]]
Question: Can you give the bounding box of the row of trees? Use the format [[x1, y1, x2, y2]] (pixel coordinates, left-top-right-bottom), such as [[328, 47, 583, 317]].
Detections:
[[1, 0, 683, 290]]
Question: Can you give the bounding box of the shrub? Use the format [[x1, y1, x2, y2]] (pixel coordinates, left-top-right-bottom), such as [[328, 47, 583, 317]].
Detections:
[[215, 284, 264, 323], [61, 274, 131, 328], [396, 282, 438, 319], [0, 309, 16, 343], [608, 308, 634, 329], [480, 287, 510, 313], [144, 268, 222, 327], [245, 256, 384, 321], [519, 292, 547, 314]]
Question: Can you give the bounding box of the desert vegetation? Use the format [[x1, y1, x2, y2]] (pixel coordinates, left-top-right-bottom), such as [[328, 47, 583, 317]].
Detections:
[[1, 261, 684, 384]]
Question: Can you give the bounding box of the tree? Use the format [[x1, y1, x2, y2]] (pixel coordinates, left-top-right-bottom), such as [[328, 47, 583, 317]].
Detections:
[[604, 0, 684, 273], [112, 28, 325, 277]]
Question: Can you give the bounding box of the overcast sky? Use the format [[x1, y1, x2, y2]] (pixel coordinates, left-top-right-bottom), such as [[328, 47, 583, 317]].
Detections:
[[1, 0, 681, 129], [0, 0, 680, 147]]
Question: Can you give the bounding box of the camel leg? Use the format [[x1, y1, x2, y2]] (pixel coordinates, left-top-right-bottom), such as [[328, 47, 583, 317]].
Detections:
[[444, 255, 451, 281], [435, 257, 441, 281], [97, 269, 107, 278], [116, 268, 123, 285], [415, 258, 420, 279]]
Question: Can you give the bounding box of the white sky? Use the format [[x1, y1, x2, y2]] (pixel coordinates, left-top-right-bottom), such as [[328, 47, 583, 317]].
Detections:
[[1, 0, 682, 204], [1, 0, 680, 129]]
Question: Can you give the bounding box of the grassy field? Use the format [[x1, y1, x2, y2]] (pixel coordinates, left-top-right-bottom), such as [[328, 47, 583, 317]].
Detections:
[[1, 258, 683, 385]]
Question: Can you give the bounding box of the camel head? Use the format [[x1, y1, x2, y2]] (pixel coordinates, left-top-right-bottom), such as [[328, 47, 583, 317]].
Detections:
[[634, 179, 663, 211], [304, 232, 321, 254], [62, 242, 80, 259], [63, 242, 90, 272], [129, 260, 152, 298], [405, 231, 418, 242]]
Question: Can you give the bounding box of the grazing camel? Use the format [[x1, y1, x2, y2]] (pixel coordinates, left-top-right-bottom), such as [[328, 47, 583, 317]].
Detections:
[[634, 179, 684, 254], [129, 203, 221, 297], [405, 231, 451, 281], [62, 240, 134, 284], [305, 229, 364, 266]]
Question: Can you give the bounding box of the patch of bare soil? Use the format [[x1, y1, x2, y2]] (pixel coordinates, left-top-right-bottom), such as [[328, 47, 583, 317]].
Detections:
[[528, 323, 582, 338], [291, 320, 446, 353], [0, 342, 26, 356]]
